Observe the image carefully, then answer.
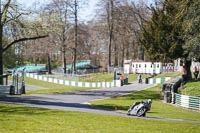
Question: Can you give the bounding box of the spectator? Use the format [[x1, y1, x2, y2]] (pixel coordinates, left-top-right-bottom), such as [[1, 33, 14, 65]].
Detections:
[[138, 74, 142, 83], [194, 65, 199, 80], [120, 76, 124, 86]]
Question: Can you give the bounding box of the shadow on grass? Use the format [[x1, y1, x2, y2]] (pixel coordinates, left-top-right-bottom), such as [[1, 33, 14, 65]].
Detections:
[[91, 104, 130, 111], [0, 104, 51, 115]]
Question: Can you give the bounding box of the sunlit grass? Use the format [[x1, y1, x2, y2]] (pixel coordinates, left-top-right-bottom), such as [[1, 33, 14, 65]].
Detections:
[[153, 72, 183, 78], [0, 103, 199, 133], [92, 84, 200, 121], [181, 81, 200, 97], [41, 73, 141, 82]]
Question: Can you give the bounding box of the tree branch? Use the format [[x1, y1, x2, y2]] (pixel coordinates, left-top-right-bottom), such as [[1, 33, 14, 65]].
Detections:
[[1, 0, 11, 25], [6, 12, 31, 24], [3, 35, 48, 53]]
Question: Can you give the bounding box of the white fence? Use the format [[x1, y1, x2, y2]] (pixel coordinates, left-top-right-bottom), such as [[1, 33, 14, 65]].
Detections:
[[26, 73, 122, 88], [172, 93, 200, 110]]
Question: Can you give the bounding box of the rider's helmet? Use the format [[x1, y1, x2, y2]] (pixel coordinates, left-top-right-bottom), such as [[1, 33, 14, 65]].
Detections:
[[147, 99, 152, 103]]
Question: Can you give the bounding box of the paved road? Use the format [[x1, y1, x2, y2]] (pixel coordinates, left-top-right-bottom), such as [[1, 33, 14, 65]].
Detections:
[[0, 82, 200, 124]]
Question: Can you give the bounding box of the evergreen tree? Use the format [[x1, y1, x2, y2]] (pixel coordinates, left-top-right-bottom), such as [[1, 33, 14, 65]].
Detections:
[[183, 0, 200, 61], [141, 0, 199, 80], [141, 1, 183, 63]]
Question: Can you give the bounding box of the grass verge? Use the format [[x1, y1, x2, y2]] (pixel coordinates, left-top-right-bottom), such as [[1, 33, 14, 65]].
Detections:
[[153, 72, 183, 78], [181, 81, 200, 97], [0, 103, 199, 133], [91, 84, 200, 121], [24, 77, 97, 94]]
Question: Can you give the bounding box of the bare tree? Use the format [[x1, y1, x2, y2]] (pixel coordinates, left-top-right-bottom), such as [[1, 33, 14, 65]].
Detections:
[[72, 0, 78, 73], [41, 0, 75, 74], [0, 0, 48, 84]]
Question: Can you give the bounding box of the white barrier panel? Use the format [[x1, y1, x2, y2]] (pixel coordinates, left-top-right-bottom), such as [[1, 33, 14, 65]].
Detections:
[[181, 96, 189, 108], [85, 83, 90, 87], [59, 80, 64, 85], [43, 77, 47, 81], [71, 81, 76, 86], [156, 78, 161, 84], [34, 75, 38, 79], [102, 82, 106, 87], [30, 74, 34, 78], [64, 81, 69, 85], [54, 79, 58, 84], [97, 82, 101, 87], [115, 80, 121, 87], [78, 82, 83, 87], [106, 82, 110, 87], [49, 78, 53, 82], [111, 82, 114, 87], [39, 76, 43, 80], [92, 83, 96, 87]]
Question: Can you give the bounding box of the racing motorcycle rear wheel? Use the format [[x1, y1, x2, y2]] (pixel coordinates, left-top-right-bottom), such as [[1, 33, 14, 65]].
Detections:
[[136, 107, 146, 117]]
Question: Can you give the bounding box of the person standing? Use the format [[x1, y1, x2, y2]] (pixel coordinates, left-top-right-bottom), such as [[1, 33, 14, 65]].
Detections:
[[138, 74, 142, 83], [194, 65, 199, 80]]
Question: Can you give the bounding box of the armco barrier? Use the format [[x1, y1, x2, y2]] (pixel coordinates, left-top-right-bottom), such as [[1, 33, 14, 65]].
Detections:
[[172, 93, 200, 110], [26, 73, 122, 88]]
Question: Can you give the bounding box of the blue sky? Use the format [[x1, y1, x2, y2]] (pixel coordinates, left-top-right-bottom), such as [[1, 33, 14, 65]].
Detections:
[[16, 0, 153, 21], [16, 0, 98, 21]]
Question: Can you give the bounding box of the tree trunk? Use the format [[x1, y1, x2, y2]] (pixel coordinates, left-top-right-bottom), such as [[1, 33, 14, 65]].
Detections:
[[63, 46, 67, 74], [185, 60, 192, 81], [107, 0, 114, 67], [47, 54, 52, 74], [121, 45, 125, 67], [114, 40, 118, 67], [0, 2, 3, 84], [73, 0, 78, 73]]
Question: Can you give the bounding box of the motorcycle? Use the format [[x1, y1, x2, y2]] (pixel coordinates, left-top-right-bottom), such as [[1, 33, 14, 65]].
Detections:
[[127, 99, 152, 117]]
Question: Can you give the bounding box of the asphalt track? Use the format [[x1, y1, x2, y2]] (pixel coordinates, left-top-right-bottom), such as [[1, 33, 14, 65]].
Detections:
[[0, 81, 200, 124]]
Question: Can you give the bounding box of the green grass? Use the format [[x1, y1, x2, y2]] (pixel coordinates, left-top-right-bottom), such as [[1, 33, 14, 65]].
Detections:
[[39, 73, 142, 82], [78, 73, 149, 83], [153, 72, 183, 78], [128, 74, 150, 82], [0, 103, 199, 133], [23, 77, 97, 94], [79, 73, 114, 82], [92, 84, 200, 121], [181, 81, 200, 97]]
